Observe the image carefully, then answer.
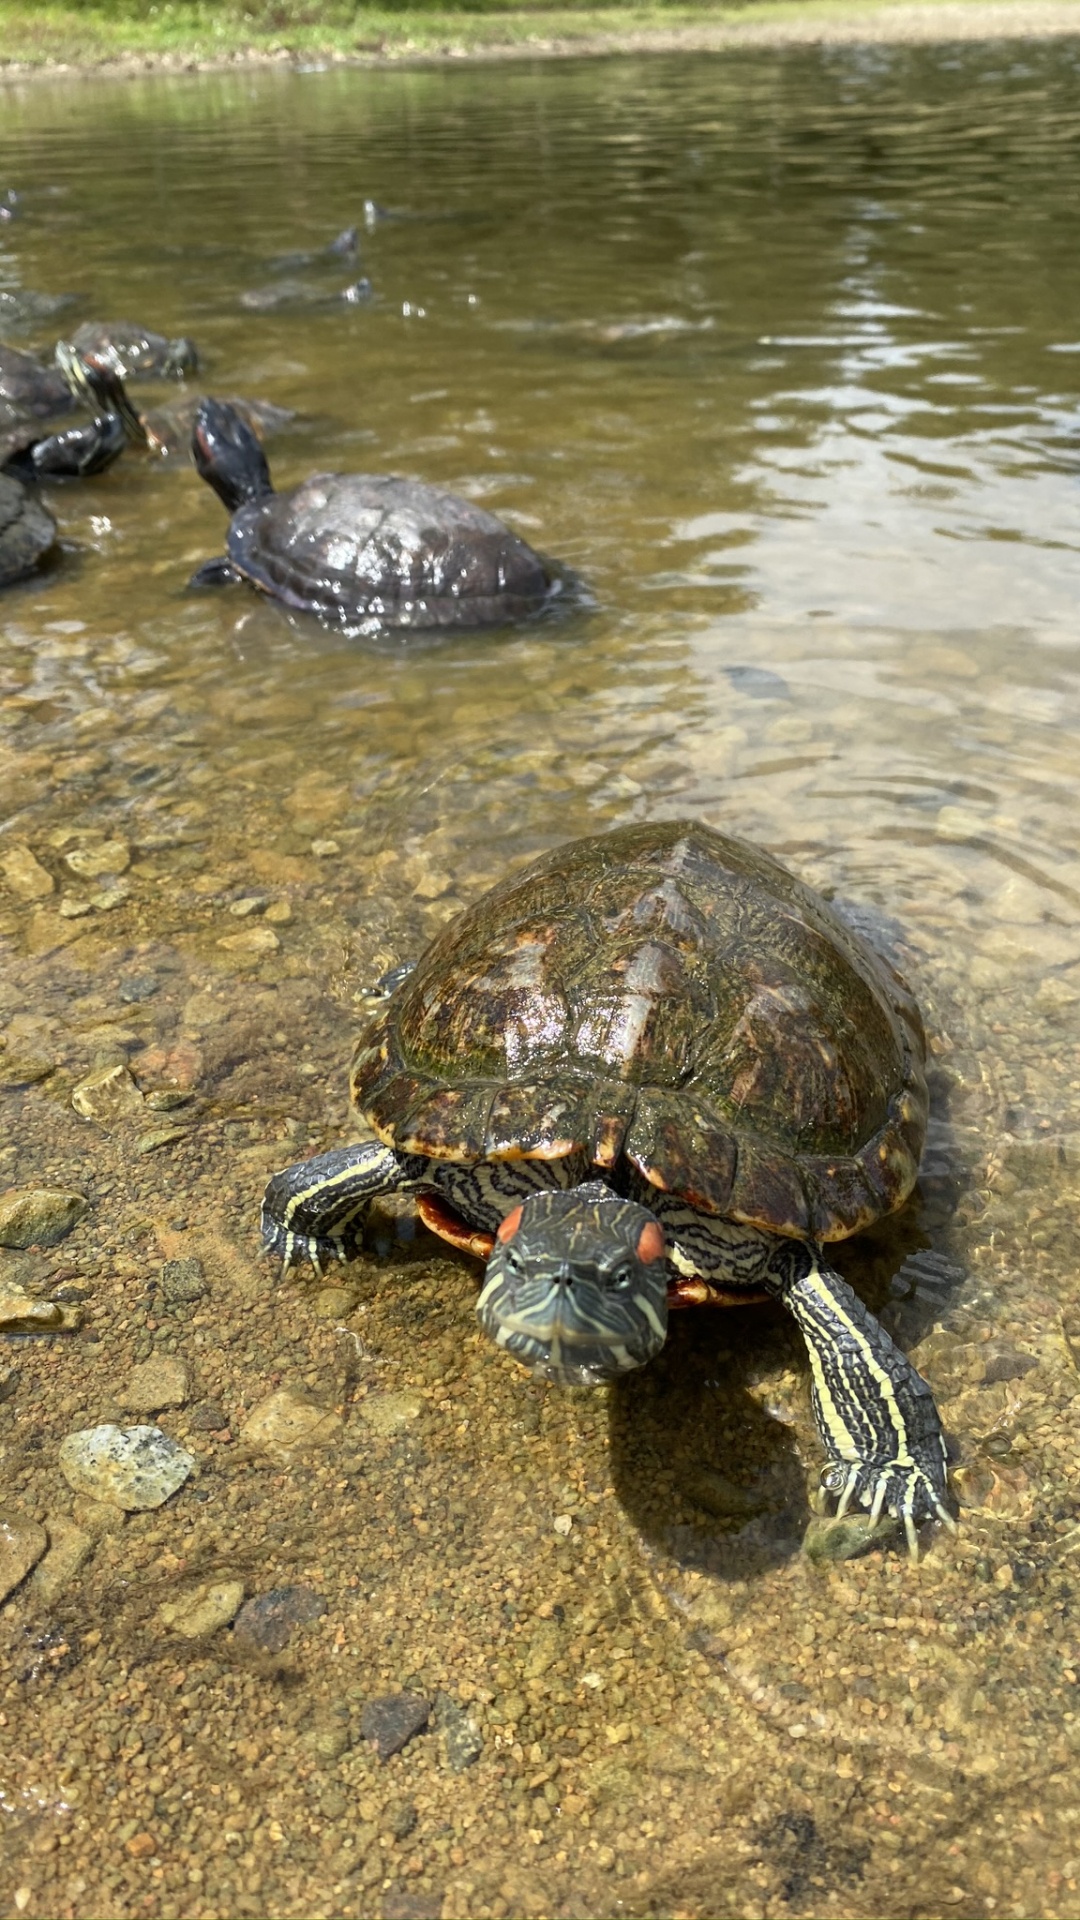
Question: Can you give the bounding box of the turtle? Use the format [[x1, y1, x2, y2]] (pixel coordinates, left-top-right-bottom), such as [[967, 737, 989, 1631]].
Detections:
[[0, 472, 57, 586], [189, 396, 558, 631], [64, 320, 198, 380], [261, 818, 955, 1556], [263, 224, 360, 274], [238, 276, 373, 313], [137, 392, 295, 459], [0, 346, 144, 483]]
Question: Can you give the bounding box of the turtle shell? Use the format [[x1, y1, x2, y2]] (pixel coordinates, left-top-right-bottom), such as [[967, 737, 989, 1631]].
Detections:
[[0, 474, 57, 587], [226, 472, 553, 628], [68, 322, 197, 380], [350, 820, 928, 1245]]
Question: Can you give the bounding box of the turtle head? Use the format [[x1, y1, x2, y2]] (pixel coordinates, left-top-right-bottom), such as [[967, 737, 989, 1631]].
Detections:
[[192, 398, 273, 512], [55, 344, 146, 444], [476, 1181, 669, 1387]]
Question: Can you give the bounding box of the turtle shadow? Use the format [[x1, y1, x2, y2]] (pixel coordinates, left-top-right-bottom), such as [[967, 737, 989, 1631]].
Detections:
[[608, 1184, 963, 1581]]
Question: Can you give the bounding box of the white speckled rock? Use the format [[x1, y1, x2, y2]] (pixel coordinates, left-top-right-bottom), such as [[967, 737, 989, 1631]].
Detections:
[[57, 1425, 195, 1511]]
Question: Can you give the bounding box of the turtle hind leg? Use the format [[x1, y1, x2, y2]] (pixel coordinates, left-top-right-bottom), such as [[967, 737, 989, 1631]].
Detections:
[[765, 1240, 955, 1559], [260, 1140, 424, 1276]]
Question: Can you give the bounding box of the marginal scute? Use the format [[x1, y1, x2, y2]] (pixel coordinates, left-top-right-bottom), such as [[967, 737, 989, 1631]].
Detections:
[[349, 820, 928, 1243]]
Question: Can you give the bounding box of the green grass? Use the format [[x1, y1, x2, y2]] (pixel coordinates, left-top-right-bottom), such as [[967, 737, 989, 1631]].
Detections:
[[1, 0, 1078, 68]]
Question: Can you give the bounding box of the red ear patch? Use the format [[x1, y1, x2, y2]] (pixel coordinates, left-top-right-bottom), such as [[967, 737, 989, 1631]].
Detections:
[[636, 1221, 666, 1264], [497, 1204, 524, 1244]]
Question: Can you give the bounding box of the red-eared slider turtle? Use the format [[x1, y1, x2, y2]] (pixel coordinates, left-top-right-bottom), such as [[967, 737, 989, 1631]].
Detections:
[[262, 820, 954, 1554], [0, 472, 57, 586], [0, 347, 143, 482], [190, 397, 558, 631], [65, 320, 198, 379]]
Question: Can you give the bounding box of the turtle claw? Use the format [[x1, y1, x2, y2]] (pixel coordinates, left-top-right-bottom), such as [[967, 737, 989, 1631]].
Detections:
[[819, 1456, 956, 1560]]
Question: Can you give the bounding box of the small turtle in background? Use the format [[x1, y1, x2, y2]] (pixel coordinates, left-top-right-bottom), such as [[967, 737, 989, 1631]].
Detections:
[[189, 397, 558, 632], [264, 224, 359, 275], [0, 473, 57, 586], [0, 346, 142, 480], [261, 819, 956, 1558], [64, 320, 198, 380], [239, 277, 373, 313]]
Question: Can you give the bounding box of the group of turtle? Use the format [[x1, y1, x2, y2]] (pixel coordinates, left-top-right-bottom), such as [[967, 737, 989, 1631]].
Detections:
[[0, 273, 956, 1559]]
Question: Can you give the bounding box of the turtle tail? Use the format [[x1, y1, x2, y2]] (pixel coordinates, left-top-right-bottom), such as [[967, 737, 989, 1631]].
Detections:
[[192, 397, 273, 513]]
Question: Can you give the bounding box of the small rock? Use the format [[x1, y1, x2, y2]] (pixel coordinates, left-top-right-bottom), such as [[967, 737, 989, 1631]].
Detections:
[[314, 1286, 356, 1319], [982, 1346, 1039, 1386], [159, 1578, 245, 1638], [0, 1186, 87, 1249], [90, 883, 131, 912], [242, 1387, 343, 1459], [434, 1690, 483, 1772], [803, 1510, 902, 1565], [355, 1391, 423, 1436], [160, 1257, 206, 1304], [144, 1089, 192, 1112], [58, 1424, 195, 1511], [118, 972, 159, 1003], [64, 839, 130, 878], [135, 1124, 191, 1154], [232, 1585, 327, 1654], [412, 869, 453, 901], [189, 1398, 229, 1432], [361, 1692, 430, 1762], [217, 925, 280, 955], [0, 1510, 48, 1603], [1, 844, 54, 900], [58, 897, 93, 919], [125, 1832, 156, 1860], [228, 896, 268, 917], [305, 1718, 351, 1762], [121, 1353, 191, 1412], [0, 1365, 20, 1404], [265, 898, 292, 924], [0, 1280, 80, 1333], [0, 1048, 56, 1087], [71, 1062, 144, 1123], [30, 1516, 93, 1603], [311, 839, 340, 858]]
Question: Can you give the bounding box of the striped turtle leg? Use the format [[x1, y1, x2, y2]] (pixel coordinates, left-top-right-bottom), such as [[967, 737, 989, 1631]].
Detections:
[[260, 1141, 426, 1275], [765, 1240, 955, 1559]]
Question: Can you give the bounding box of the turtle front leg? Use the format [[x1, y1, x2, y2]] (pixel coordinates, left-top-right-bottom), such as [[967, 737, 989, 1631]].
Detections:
[[765, 1240, 955, 1558], [260, 1140, 426, 1275]]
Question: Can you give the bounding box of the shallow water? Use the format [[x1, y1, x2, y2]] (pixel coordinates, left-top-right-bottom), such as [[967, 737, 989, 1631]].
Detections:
[[2, 42, 1080, 1920]]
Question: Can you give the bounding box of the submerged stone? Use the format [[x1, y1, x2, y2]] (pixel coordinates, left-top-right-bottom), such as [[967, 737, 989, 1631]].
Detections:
[[58, 1424, 195, 1511], [0, 1187, 87, 1249]]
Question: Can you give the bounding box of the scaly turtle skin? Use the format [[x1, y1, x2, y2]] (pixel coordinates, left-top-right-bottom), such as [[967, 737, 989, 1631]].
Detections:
[[190, 397, 558, 632], [0, 472, 57, 586], [261, 820, 954, 1555], [65, 321, 198, 380], [0, 349, 143, 483]]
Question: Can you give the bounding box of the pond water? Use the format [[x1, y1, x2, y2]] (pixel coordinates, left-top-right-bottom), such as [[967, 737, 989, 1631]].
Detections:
[[2, 40, 1080, 1920]]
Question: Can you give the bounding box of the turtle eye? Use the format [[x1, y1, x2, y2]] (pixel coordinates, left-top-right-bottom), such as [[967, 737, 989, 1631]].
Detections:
[[500, 1243, 526, 1277], [611, 1263, 636, 1290]]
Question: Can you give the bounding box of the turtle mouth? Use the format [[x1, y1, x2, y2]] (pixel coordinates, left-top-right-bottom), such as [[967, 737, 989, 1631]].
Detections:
[[477, 1276, 667, 1383]]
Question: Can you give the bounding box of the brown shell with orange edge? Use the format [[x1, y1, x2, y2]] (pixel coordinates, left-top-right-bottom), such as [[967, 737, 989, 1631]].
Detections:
[[349, 820, 927, 1245]]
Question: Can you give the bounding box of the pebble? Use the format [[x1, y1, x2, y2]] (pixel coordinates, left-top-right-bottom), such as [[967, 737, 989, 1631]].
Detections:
[[360, 1692, 430, 1762], [355, 1390, 423, 1436], [228, 896, 269, 917], [0, 1511, 48, 1603], [118, 972, 159, 1003], [64, 838, 131, 878], [120, 1353, 191, 1412], [29, 1515, 93, 1603], [58, 1424, 196, 1511], [242, 1387, 344, 1459], [159, 1579, 245, 1638], [189, 1398, 229, 1431], [0, 1186, 87, 1249], [135, 1123, 192, 1154], [313, 1286, 356, 1319], [310, 839, 340, 858], [0, 1280, 80, 1333], [160, 1256, 207, 1304], [803, 1510, 902, 1564], [265, 898, 292, 924], [71, 1062, 144, 1123], [217, 925, 280, 955], [232, 1585, 327, 1653], [0, 1048, 56, 1087], [1, 844, 54, 900], [434, 1690, 483, 1772]]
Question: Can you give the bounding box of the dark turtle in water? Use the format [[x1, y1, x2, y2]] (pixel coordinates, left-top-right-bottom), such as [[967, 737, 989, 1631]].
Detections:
[[262, 819, 955, 1556], [65, 320, 198, 380], [239, 276, 373, 313], [0, 472, 57, 586], [0, 347, 143, 482], [263, 224, 359, 275], [190, 397, 558, 631]]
